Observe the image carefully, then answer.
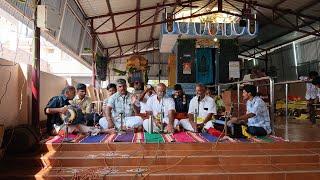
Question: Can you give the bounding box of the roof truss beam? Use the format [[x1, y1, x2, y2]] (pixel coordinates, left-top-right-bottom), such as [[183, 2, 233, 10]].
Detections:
[[135, 0, 140, 52], [106, 39, 158, 49], [109, 48, 159, 60], [87, 0, 203, 20], [251, 6, 320, 37], [272, 0, 288, 8], [231, 0, 320, 21], [96, 10, 236, 35], [105, 0, 122, 54]]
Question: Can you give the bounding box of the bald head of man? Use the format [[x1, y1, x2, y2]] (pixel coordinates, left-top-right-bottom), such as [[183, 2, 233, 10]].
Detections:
[[156, 83, 167, 98]]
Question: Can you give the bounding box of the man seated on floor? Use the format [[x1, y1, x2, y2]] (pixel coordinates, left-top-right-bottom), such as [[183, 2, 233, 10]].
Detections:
[[45, 86, 108, 136], [179, 84, 217, 132], [143, 83, 180, 133], [99, 79, 143, 131], [139, 84, 156, 114], [71, 83, 98, 126], [227, 84, 271, 136], [172, 84, 190, 120]]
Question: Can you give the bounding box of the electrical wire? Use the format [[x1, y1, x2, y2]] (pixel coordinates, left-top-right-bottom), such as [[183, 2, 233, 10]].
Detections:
[[0, 71, 11, 105], [140, 128, 227, 179]]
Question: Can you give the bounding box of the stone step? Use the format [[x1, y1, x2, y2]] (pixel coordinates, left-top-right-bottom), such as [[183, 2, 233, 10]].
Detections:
[[43, 141, 320, 152], [3, 149, 320, 168], [1, 164, 320, 180]]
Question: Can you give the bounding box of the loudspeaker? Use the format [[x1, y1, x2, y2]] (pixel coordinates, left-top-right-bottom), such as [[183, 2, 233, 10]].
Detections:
[[96, 55, 108, 81]]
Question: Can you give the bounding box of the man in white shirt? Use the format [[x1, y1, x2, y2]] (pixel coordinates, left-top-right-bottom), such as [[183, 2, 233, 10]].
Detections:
[[302, 71, 319, 124], [99, 79, 143, 131], [228, 84, 271, 136], [143, 83, 179, 133], [179, 84, 217, 132], [139, 85, 156, 114]]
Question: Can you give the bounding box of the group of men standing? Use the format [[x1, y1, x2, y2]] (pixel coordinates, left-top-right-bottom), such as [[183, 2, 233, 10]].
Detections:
[[45, 78, 271, 137]]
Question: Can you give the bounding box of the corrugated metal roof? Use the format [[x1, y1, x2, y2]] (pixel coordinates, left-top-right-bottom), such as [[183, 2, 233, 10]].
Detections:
[[75, 0, 320, 60]]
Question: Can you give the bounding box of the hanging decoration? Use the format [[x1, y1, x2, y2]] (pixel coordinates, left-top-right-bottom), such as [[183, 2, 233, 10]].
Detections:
[[126, 55, 149, 85], [196, 38, 220, 48], [96, 53, 108, 81], [161, 20, 257, 38]]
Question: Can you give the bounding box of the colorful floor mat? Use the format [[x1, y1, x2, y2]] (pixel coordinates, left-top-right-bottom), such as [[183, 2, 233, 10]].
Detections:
[[114, 132, 135, 142], [46, 134, 83, 143], [79, 134, 108, 143], [45, 132, 285, 144]]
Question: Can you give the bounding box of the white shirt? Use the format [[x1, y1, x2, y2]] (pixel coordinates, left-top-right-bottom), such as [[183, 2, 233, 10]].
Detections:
[[140, 93, 155, 113], [246, 96, 271, 134], [300, 76, 318, 100], [188, 95, 217, 118], [107, 92, 135, 119], [145, 95, 175, 119]]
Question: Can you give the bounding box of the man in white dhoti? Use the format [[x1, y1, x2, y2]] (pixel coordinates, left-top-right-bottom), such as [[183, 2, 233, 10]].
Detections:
[[99, 79, 143, 131], [179, 84, 217, 132], [143, 83, 179, 133]]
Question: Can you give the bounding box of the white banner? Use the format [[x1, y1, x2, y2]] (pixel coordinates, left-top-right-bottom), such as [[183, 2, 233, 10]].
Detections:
[[229, 61, 240, 79]]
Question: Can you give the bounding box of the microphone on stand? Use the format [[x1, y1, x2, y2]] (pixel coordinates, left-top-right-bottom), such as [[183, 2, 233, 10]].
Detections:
[[160, 96, 164, 133], [119, 95, 126, 133], [194, 95, 201, 128]]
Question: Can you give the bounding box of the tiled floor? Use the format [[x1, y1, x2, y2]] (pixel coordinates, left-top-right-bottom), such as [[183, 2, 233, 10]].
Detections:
[[274, 116, 320, 141]]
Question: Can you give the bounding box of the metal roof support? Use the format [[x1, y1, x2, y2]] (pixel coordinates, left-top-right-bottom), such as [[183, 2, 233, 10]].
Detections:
[[272, 0, 288, 8], [57, 0, 68, 41], [242, 44, 266, 51], [96, 10, 224, 35], [193, 1, 216, 14], [87, 0, 203, 20], [91, 20, 97, 88], [239, 54, 265, 61], [115, 13, 137, 29], [106, 39, 158, 49], [218, 0, 222, 12], [122, 45, 136, 55], [32, 0, 41, 130], [224, 0, 241, 12], [106, 0, 122, 55], [109, 49, 159, 60], [149, 3, 161, 46], [240, 18, 316, 53], [295, 16, 320, 35], [231, 0, 320, 21], [135, 0, 140, 53], [142, 5, 184, 26], [251, 6, 320, 36], [273, 10, 319, 35], [265, 51, 268, 72], [244, 31, 316, 57], [109, 48, 120, 56], [140, 7, 166, 25], [94, 17, 111, 31], [261, 0, 319, 32]]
